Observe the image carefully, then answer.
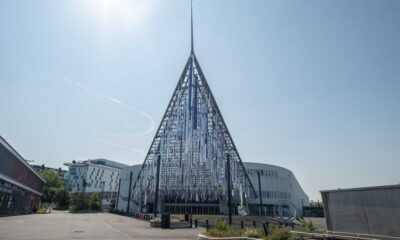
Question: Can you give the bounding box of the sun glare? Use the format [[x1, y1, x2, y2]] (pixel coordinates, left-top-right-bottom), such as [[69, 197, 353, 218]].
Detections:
[[83, 0, 153, 34]]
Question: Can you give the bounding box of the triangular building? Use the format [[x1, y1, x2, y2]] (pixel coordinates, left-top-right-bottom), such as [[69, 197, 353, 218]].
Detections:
[[130, 2, 256, 215]]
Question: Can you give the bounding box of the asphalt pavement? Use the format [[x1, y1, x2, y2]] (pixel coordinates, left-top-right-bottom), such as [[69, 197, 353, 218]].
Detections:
[[0, 211, 204, 240]]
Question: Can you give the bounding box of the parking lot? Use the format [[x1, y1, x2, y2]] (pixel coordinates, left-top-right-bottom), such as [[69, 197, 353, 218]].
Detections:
[[0, 211, 204, 240]]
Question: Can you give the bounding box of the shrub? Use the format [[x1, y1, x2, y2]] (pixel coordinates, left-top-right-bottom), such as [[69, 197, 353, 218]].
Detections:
[[36, 207, 47, 214], [54, 188, 71, 209], [203, 220, 244, 238], [89, 193, 102, 211], [214, 219, 229, 232], [300, 220, 315, 232], [243, 227, 265, 238], [266, 226, 292, 240], [73, 193, 89, 211], [68, 205, 77, 213]]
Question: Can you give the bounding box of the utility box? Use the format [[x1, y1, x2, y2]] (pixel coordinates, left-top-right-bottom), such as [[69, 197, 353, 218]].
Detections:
[[161, 213, 170, 229], [184, 213, 190, 222]]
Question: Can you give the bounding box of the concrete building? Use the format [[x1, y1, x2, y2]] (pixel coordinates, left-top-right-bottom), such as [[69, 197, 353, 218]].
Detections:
[[0, 136, 46, 216], [115, 164, 142, 213], [116, 162, 309, 216], [64, 159, 128, 207], [244, 162, 309, 216], [321, 184, 400, 237]]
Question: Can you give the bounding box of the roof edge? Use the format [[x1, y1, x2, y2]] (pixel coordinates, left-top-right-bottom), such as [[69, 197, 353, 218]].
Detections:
[[320, 184, 400, 193], [0, 135, 46, 183]]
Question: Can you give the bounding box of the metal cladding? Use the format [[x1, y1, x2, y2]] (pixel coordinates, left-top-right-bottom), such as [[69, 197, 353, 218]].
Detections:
[[130, 2, 256, 213], [130, 53, 256, 212]]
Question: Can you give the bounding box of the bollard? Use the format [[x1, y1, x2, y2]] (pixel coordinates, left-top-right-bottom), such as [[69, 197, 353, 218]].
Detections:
[[195, 219, 198, 228], [206, 219, 210, 231], [190, 218, 193, 228], [253, 221, 256, 227], [262, 222, 268, 236], [241, 220, 244, 229]]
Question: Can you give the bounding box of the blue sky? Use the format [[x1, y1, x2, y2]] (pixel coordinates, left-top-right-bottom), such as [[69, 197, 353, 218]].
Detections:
[[1, 0, 399, 200]]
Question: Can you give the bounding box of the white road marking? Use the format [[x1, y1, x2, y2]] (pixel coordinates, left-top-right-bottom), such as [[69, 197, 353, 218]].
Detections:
[[97, 217, 131, 238]]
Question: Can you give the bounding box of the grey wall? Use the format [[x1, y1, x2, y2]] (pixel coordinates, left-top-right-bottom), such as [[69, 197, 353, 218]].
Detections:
[[116, 164, 141, 213], [244, 162, 309, 214], [322, 185, 400, 237]]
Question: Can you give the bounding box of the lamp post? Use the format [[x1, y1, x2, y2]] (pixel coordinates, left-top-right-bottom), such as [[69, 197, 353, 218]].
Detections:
[[226, 153, 232, 225], [127, 171, 133, 215], [154, 154, 161, 216], [257, 171, 263, 216]]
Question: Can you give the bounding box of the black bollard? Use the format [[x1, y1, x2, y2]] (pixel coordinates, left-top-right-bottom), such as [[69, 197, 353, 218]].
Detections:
[[241, 220, 244, 229], [262, 222, 268, 236], [206, 219, 210, 231], [253, 221, 256, 227], [190, 218, 193, 228], [195, 219, 198, 228]]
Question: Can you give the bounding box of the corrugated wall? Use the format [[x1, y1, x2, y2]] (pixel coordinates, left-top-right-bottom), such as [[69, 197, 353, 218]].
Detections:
[[322, 186, 400, 237]]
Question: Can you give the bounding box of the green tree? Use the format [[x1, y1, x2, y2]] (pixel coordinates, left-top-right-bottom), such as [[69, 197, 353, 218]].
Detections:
[[89, 193, 102, 211], [41, 169, 71, 209], [41, 169, 62, 188], [73, 192, 89, 211], [41, 169, 63, 203], [54, 188, 71, 209]]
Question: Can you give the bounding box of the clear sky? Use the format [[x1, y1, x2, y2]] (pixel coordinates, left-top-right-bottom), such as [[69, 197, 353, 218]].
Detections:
[[1, 0, 399, 201]]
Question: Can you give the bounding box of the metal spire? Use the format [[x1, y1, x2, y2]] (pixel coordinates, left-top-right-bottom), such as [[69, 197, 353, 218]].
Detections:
[[191, 0, 194, 53]]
